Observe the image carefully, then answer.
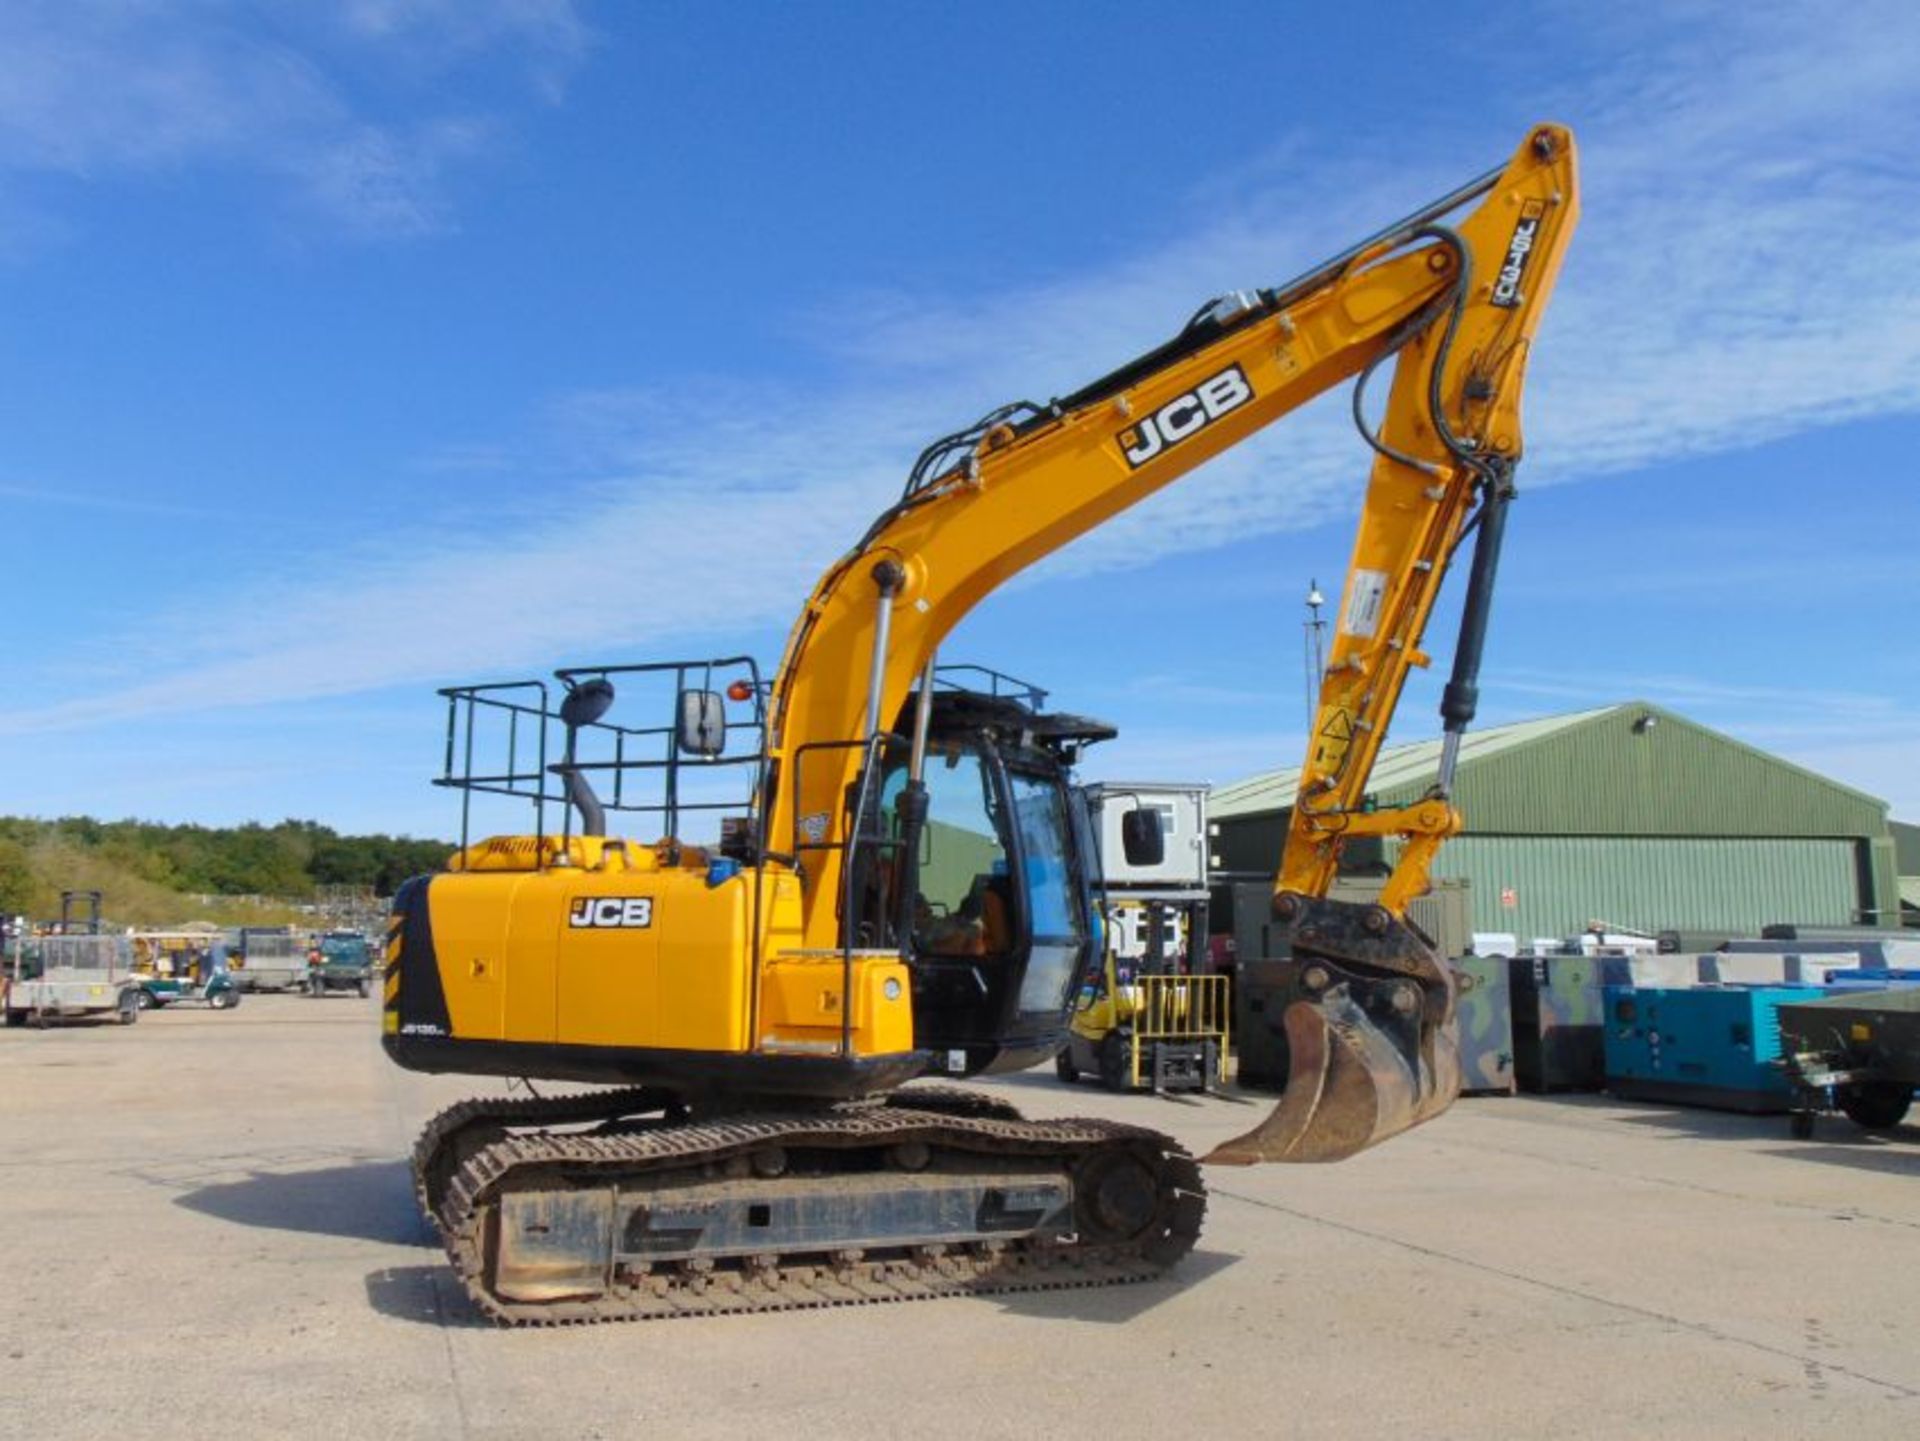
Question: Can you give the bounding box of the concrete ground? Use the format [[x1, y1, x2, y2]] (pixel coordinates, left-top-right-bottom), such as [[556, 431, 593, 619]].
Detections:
[[2, 999, 1917, 1441]]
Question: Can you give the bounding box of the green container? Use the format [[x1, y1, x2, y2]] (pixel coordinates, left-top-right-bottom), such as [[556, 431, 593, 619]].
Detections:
[[1509, 955, 1608, 1091], [1233, 959, 1295, 1091], [1455, 956, 1515, 1094]]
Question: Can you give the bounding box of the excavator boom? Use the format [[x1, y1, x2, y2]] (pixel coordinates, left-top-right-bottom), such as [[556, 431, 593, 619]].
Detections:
[[768, 125, 1578, 1163]]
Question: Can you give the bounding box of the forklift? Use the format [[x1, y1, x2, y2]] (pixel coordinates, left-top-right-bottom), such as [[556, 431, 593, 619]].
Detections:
[[1055, 804, 1228, 1093]]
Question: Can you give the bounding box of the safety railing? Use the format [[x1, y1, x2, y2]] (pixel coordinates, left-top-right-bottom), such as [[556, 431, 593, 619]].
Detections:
[[436, 680, 556, 855], [933, 663, 1048, 711], [20, 934, 134, 978], [553, 658, 768, 850], [435, 657, 769, 856]]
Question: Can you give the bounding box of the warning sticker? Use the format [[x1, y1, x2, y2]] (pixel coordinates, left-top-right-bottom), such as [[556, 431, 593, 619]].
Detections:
[[1311, 707, 1355, 772], [1341, 570, 1388, 639]]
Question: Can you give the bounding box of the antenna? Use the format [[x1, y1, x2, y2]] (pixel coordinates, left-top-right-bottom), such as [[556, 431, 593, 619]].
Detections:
[[1303, 577, 1327, 732]]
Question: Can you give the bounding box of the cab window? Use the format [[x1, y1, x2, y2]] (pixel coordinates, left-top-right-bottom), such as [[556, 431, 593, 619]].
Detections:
[[1007, 769, 1085, 1012], [883, 745, 1012, 958]]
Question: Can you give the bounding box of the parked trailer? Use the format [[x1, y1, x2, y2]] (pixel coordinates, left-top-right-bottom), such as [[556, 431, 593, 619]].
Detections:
[[228, 928, 306, 993], [4, 933, 140, 1026], [1776, 987, 1920, 1139]]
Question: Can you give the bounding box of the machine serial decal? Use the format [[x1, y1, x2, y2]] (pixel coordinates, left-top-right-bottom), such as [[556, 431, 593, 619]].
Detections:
[[1117, 364, 1254, 468], [1490, 201, 1547, 308], [568, 897, 656, 929]]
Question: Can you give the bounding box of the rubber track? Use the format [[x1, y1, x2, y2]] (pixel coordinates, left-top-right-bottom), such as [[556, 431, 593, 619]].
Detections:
[[432, 1101, 1206, 1326], [412, 1087, 672, 1227], [410, 1084, 1027, 1228]]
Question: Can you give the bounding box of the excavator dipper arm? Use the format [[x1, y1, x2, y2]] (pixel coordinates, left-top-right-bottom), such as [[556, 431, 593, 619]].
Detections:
[[765, 124, 1579, 1163]]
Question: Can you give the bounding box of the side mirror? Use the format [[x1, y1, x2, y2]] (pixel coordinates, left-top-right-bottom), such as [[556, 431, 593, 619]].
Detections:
[[560, 678, 616, 730], [679, 689, 727, 757], [1121, 806, 1164, 868]]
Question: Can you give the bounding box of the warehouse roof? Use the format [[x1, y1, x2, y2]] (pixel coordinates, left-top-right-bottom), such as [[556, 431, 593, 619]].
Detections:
[[1213, 706, 1889, 828], [1211, 705, 1613, 819]]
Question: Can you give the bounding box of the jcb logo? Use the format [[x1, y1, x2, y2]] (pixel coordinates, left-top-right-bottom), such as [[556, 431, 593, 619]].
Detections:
[[1490, 202, 1546, 309], [1117, 365, 1254, 469], [568, 896, 655, 929]]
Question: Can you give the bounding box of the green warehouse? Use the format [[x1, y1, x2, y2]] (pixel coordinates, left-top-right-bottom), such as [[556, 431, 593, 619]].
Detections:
[[1208, 702, 1904, 945], [1895, 819, 1920, 925]]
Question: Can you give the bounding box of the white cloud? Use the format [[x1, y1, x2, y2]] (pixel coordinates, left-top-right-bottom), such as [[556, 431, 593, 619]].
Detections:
[[1521, 6, 1920, 483], [0, 0, 587, 236], [339, 0, 589, 99], [6, 4, 1920, 738]]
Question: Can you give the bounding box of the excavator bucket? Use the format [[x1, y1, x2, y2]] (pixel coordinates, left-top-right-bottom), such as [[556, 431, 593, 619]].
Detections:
[[1205, 897, 1460, 1165]]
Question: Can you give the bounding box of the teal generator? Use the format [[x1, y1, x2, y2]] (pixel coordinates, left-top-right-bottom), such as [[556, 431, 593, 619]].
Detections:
[[1602, 985, 1813, 1114]]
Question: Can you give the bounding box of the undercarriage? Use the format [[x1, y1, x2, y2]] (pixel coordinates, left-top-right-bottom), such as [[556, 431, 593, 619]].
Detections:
[[412, 1085, 1206, 1325]]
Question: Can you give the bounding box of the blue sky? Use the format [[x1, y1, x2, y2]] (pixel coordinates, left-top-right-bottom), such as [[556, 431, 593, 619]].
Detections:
[[2, 1, 1917, 838]]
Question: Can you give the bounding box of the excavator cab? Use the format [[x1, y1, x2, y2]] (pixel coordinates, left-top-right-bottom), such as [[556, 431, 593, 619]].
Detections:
[[848, 675, 1118, 1079]]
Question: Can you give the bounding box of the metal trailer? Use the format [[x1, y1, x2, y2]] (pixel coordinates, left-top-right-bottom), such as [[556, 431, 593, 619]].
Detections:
[[4, 932, 141, 1026], [1724, 934, 1920, 970], [1776, 987, 1920, 1139], [228, 928, 306, 992]]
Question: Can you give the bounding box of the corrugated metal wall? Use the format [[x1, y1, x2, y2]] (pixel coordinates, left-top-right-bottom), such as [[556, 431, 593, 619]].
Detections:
[[1416, 835, 1860, 941]]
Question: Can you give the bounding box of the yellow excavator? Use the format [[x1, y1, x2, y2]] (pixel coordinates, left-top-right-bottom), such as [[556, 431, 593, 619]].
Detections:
[[386, 124, 1579, 1323]]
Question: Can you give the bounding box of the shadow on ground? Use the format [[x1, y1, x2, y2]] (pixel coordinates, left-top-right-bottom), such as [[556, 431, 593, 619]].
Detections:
[[986, 1248, 1239, 1322], [364, 1249, 1238, 1330], [366, 1265, 490, 1329], [176, 1159, 433, 1246], [1610, 1104, 1920, 1177], [973, 1071, 1263, 1108]]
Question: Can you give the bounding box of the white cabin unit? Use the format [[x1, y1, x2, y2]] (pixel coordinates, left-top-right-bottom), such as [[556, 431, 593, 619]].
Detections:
[[1082, 782, 1209, 892]]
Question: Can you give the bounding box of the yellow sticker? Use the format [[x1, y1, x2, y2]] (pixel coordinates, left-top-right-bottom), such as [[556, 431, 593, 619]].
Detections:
[[1312, 706, 1355, 771]]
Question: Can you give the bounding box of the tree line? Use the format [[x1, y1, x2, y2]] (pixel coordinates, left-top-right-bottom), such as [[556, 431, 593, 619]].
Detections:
[[0, 816, 451, 917]]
